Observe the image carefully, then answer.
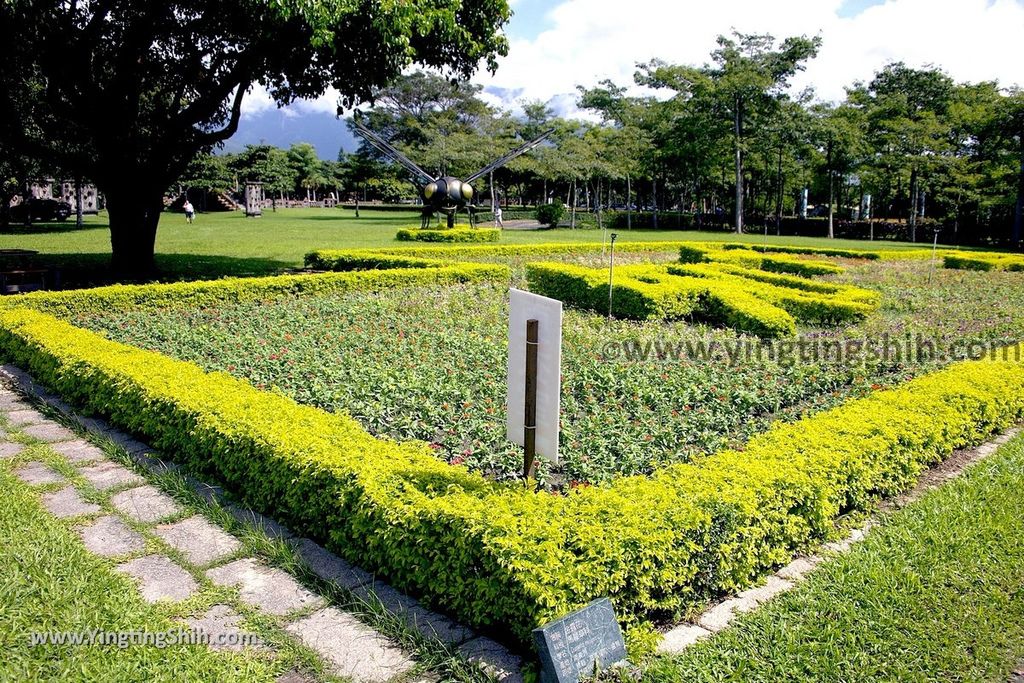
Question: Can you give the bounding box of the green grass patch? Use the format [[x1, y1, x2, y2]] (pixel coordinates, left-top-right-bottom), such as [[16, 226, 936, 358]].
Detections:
[[0, 208, 964, 286], [644, 431, 1024, 683], [0, 466, 281, 682]]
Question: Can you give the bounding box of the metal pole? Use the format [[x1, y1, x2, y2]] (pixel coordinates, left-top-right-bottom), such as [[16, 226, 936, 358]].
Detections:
[[608, 233, 618, 320], [524, 319, 539, 480]]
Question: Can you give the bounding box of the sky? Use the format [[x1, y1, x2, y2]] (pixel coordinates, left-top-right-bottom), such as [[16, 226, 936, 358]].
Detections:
[[228, 0, 1024, 159]]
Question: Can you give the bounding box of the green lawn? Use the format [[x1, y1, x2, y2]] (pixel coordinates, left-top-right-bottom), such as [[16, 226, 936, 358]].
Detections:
[[0, 208, 950, 285], [643, 431, 1024, 683], [0, 465, 282, 682]]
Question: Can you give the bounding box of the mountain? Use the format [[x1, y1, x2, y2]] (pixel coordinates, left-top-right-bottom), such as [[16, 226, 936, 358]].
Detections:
[[223, 108, 360, 160]]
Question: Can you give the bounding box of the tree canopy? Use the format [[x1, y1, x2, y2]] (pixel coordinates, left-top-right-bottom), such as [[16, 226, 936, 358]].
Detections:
[[0, 0, 510, 274]]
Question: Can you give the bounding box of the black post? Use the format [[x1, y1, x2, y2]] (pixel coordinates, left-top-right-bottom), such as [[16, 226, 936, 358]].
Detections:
[[524, 319, 539, 480]]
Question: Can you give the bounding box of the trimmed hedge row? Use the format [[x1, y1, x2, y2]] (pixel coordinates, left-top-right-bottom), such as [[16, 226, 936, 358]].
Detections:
[[396, 227, 501, 243], [943, 252, 1024, 271], [1, 307, 1022, 651], [721, 242, 882, 260], [668, 263, 879, 325], [0, 263, 508, 318], [526, 258, 876, 335], [678, 244, 845, 277]]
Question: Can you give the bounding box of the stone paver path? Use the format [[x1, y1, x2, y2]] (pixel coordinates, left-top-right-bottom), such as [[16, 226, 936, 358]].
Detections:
[[78, 515, 146, 557], [42, 486, 102, 518], [207, 558, 323, 616], [111, 485, 182, 523], [22, 422, 76, 443], [156, 516, 241, 566], [52, 439, 107, 463], [117, 555, 198, 602], [0, 374, 523, 683], [287, 608, 414, 682], [78, 460, 145, 491], [14, 461, 65, 485]]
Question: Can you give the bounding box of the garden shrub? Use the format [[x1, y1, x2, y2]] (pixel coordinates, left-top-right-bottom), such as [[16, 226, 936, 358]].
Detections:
[[1, 306, 1022, 649], [396, 227, 500, 243], [0, 263, 509, 318], [720, 242, 882, 260], [527, 259, 876, 334], [536, 200, 566, 228], [943, 252, 1024, 272]]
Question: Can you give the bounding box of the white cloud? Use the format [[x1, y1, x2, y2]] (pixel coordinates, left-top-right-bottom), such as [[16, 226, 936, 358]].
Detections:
[[473, 0, 1024, 114]]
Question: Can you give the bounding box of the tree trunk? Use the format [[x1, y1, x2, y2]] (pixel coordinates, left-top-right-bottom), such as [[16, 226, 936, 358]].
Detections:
[[106, 189, 163, 279], [908, 167, 918, 243], [652, 176, 659, 229], [827, 141, 835, 239], [75, 178, 84, 228], [626, 175, 632, 230], [570, 181, 577, 229], [1014, 136, 1023, 250], [733, 98, 744, 234]]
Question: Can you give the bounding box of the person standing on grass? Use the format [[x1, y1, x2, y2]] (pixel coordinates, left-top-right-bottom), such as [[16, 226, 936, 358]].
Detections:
[[183, 198, 195, 224], [494, 205, 503, 228]]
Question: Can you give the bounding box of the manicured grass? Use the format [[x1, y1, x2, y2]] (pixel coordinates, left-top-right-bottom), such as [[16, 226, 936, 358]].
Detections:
[[74, 259, 1024, 485], [0, 209, 951, 285], [643, 431, 1024, 683], [0, 465, 281, 682]]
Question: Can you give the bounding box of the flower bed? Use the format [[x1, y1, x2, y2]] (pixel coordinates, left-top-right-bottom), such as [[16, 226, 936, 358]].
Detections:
[[0, 305, 1021, 651]]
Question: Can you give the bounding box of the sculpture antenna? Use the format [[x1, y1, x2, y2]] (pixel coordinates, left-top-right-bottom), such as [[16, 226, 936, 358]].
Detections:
[[350, 119, 436, 185], [464, 129, 555, 184]]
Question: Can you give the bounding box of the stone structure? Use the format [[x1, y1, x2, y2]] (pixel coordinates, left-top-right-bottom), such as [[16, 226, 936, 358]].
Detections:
[[244, 181, 263, 217]]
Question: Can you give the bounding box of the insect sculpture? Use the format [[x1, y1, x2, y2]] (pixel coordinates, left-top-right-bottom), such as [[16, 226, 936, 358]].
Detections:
[[352, 119, 553, 229]]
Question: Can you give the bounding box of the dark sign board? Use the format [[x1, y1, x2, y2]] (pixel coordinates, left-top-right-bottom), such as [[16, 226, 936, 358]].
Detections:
[[533, 598, 627, 683]]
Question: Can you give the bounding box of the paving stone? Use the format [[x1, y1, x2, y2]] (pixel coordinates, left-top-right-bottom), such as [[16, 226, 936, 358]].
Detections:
[[737, 575, 793, 605], [275, 672, 316, 683], [0, 442, 25, 459], [101, 431, 152, 457], [78, 460, 145, 491], [75, 416, 111, 434], [227, 504, 293, 539], [292, 538, 371, 591], [777, 556, 819, 581], [458, 636, 523, 683], [697, 596, 756, 633], [354, 580, 474, 645], [78, 515, 146, 557], [110, 485, 182, 524], [206, 558, 322, 616], [52, 439, 107, 464], [0, 392, 29, 411], [117, 555, 198, 603], [7, 408, 46, 426], [155, 516, 241, 566], [285, 607, 414, 683], [184, 476, 225, 505], [658, 624, 712, 653], [14, 461, 65, 485], [22, 422, 76, 443], [183, 604, 263, 652], [42, 486, 102, 518]]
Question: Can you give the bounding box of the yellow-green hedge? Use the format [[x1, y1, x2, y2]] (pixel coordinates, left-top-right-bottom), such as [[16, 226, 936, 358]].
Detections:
[[1, 307, 1022, 648], [526, 260, 878, 335], [396, 228, 500, 243], [0, 263, 509, 318], [943, 252, 1024, 272], [721, 242, 882, 260], [679, 245, 845, 277]]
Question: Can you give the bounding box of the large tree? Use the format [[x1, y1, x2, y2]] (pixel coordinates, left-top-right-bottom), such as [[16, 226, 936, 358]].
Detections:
[[0, 0, 509, 275], [637, 33, 820, 233]]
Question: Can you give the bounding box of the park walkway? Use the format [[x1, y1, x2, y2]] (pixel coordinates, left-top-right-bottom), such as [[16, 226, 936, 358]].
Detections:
[[0, 366, 522, 683]]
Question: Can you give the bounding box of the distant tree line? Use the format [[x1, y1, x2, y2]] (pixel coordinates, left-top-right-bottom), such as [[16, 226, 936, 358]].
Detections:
[[208, 32, 1022, 246]]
